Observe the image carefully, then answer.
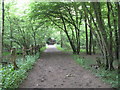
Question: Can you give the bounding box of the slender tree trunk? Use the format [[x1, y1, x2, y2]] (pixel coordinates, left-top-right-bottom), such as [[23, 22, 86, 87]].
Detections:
[[112, 3, 119, 60], [61, 15, 76, 54], [107, 2, 114, 70], [0, 0, 4, 62], [118, 3, 120, 57], [92, 2, 110, 70], [89, 28, 92, 55], [115, 23, 119, 60], [10, 23, 13, 50], [84, 13, 89, 54], [31, 21, 37, 54], [93, 39, 96, 54], [88, 7, 93, 55], [60, 30, 63, 48], [76, 28, 80, 54], [117, 2, 120, 72], [33, 32, 37, 54], [84, 3, 106, 60], [64, 6, 81, 54], [0, 32, 2, 62], [13, 60, 19, 70]]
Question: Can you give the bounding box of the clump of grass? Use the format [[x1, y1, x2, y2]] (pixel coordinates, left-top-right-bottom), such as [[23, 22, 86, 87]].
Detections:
[[73, 55, 119, 88]]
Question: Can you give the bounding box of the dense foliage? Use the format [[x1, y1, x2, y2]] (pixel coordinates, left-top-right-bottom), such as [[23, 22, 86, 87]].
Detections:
[[1, 0, 119, 89], [29, 2, 120, 70]]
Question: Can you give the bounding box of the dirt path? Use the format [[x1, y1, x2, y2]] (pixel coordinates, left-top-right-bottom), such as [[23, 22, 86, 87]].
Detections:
[[20, 45, 112, 88]]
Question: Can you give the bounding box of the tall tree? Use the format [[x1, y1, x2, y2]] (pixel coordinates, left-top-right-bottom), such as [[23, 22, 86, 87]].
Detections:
[[117, 2, 120, 72], [84, 11, 88, 54], [88, 14, 92, 55], [111, 3, 119, 60], [107, 2, 114, 70], [0, 0, 4, 62]]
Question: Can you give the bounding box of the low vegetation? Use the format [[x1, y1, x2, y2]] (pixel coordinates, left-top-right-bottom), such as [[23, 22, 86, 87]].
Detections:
[[57, 45, 118, 88], [73, 55, 119, 88], [1, 47, 46, 89]]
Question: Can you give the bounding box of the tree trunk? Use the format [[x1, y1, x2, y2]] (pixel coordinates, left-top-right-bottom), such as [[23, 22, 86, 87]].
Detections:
[[93, 39, 96, 54], [92, 2, 110, 70], [88, 7, 93, 55], [1, 0, 4, 62], [117, 2, 120, 72], [89, 29, 92, 55], [84, 12, 89, 54], [31, 23, 37, 54], [0, 32, 2, 62], [112, 3, 119, 60], [84, 3, 106, 61], [10, 23, 13, 49], [107, 2, 114, 70], [60, 30, 63, 48], [61, 15, 77, 54], [13, 60, 19, 70], [76, 28, 80, 54]]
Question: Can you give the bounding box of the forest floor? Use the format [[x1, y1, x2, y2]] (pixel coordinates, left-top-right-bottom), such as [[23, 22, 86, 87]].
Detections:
[[19, 45, 112, 88]]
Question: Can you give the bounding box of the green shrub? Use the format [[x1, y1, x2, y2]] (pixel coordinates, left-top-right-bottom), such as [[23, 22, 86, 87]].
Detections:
[[1, 53, 39, 88]]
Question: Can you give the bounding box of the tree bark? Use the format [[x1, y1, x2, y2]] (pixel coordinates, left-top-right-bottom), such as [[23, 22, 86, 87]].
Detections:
[[107, 2, 114, 70], [60, 30, 63, 48], [84, 11, 89, 54], [0, 0, 4, 62], [117, 2, 120, 72], [111, 3, 119, 60], [89, 16, 92, 55], [10, 22, 13, 49], [92, 2, 110, 70], [61, 14, 77, 54], [83, 3, 105, 59], [92, 39, 96, 54]]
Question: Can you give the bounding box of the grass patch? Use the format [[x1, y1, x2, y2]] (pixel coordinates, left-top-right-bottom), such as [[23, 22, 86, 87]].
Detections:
[[56, 44, 72, 52], [73, 55, 119, 88], [56, 44, 64, 51], [40, 46, 47, 52], [80, 49, 86, 53]]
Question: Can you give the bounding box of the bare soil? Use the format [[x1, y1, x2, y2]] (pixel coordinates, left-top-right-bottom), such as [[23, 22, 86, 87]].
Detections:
[[19, 45, 112, 88]]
